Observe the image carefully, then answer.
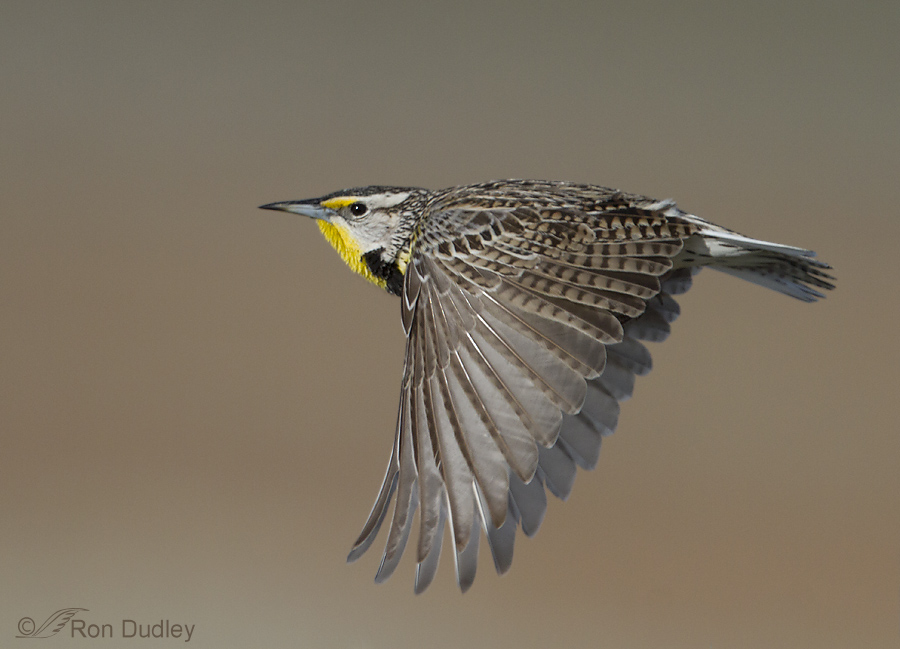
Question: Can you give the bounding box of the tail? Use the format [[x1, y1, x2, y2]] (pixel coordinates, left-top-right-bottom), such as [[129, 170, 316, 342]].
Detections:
[[678, 222, 836, 302]]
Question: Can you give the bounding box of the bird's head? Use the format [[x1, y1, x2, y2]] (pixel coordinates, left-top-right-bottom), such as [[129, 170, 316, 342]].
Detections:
[[260, 186, 429, 294]]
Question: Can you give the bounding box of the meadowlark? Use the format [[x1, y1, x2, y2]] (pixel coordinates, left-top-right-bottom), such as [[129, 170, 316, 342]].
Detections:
[[260, 179, 834, 593]]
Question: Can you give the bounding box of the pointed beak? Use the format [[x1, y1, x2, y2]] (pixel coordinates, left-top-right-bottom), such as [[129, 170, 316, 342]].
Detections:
[[258, 200, 331, 221]]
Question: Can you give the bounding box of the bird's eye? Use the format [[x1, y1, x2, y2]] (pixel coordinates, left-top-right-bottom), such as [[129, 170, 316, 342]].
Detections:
[[349, 202, 368, 216]]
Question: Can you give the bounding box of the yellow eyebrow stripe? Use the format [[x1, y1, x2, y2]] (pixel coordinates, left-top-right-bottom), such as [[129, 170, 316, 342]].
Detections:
[[320, 196, 360, 210]]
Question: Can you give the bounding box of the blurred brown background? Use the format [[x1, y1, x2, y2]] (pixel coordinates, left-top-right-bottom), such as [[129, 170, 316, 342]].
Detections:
[[2, 1, 897, 647]]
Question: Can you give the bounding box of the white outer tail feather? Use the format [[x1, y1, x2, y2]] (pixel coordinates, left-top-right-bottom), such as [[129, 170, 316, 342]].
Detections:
[[677, 215, 835, 302]]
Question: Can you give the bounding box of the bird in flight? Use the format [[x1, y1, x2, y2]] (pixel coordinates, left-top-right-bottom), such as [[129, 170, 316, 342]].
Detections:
[[260, 179, 834, 593]]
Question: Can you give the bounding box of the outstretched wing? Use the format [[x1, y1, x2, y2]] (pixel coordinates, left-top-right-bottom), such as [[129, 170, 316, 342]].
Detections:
[[347, 199, 700, 592]]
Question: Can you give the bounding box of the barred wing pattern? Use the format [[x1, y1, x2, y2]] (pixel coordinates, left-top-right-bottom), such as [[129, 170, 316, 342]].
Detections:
[[347, 196, 704, 592]]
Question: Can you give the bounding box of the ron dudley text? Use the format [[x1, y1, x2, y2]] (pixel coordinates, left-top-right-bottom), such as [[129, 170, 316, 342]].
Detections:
[[71, 619, 194, 642]]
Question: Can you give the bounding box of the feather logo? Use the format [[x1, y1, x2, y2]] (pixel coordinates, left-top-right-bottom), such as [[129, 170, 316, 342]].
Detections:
[[16, 609, 87, 638]]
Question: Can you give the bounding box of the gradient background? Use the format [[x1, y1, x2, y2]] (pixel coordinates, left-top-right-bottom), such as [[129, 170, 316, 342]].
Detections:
[[2, 1, 898, 647]]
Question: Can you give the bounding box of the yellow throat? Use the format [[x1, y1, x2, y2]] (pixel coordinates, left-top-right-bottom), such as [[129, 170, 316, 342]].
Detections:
[[317, 220, 387, 289]]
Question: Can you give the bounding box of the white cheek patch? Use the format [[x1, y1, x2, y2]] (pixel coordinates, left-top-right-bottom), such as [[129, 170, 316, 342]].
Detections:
[[332, 215, 388, 252]]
